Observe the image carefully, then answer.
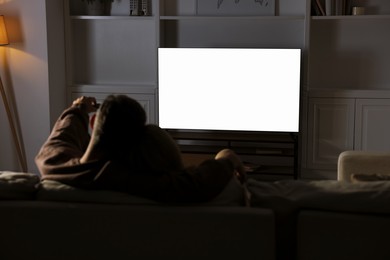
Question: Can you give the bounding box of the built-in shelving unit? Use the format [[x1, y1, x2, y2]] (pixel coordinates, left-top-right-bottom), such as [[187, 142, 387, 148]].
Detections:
[[65, 0, 159, 123], [160, 0, 304, 180], [64, 0, 390, 180], [303, 0, 390, 179]]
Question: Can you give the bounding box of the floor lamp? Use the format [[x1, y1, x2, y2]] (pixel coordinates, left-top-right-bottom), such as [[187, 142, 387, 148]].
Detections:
[[0, 15, 27, 172]]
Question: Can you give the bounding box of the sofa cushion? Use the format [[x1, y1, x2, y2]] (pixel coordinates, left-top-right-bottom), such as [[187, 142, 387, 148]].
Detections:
[[351, 173, 390, 182], [0, 171, 40, 199], [37, 180, 158, 205], [247, 179, 390, 214], [37, 176, 247, 206], [338, 150, 390, 182]]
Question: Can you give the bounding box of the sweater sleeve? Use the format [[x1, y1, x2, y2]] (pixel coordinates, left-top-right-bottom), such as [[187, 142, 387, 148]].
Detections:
[[154, 159, 236, 203], [35, 106, 91, 176]]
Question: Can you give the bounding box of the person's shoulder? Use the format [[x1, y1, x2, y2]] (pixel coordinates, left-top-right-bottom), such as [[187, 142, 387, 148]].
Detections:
[[144, 124, 169, 136], [145, 124, 163, 131], [144, 124, 178, 149]]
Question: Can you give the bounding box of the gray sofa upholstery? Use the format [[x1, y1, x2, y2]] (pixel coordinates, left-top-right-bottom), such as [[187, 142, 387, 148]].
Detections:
[[247, 177, 390, 260], [297, 209, 390, 260], [3, 154, 390, 260], [0, 172, 275, 260], [0, 201, 275, 260]]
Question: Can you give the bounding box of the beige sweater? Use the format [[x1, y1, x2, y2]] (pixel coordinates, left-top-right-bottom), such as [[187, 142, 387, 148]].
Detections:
[[35, 106, 234, 203]]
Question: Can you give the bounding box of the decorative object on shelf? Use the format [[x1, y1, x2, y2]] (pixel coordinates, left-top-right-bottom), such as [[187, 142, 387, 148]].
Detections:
[[130, 0, 151, 16], [197, 0, 275, 16], [82, 0, 114, 16], [352, 6, 365, 15], [0, 15, 27, 172]]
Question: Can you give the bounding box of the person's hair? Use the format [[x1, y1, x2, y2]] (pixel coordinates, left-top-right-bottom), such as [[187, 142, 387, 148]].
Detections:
[[92, 95, 146, 159]]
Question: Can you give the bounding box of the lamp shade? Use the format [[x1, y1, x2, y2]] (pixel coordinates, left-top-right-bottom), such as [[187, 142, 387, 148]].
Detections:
[[0, 15, 9, 45]]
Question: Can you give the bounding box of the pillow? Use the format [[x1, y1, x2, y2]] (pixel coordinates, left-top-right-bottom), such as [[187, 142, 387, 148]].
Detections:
[[37, 177, 248, 206], [37, 180, 158, 205], [0, 171, 40, 199], [351, 173, 390, 182]]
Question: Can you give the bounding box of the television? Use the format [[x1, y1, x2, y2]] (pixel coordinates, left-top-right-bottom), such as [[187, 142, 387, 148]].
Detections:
[[158, 48, 301, 133]]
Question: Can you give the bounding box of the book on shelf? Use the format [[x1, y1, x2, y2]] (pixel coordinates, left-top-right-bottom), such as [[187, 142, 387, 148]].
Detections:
[[312, 0, 353, 16], [312, 0, 325, 16]]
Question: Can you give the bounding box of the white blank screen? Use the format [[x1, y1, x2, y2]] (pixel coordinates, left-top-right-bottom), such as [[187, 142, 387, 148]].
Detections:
[[158, 48, 301, 132]]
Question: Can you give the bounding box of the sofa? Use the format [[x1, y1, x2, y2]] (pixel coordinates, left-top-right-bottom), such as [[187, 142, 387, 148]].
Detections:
[[0, 201, 276, 260], [0, 172, 275, 260], [2, 150, 390, 260]]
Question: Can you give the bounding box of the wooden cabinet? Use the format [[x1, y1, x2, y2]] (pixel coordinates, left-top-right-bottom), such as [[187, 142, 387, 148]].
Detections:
[[306, 98, 355, 171], [71, 88, 156, 124], [355, 98, 390, 151], [304, 94, 390, 179]]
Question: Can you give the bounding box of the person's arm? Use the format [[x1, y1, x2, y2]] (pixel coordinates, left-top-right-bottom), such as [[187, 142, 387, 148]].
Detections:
[[153, 149, 245, 202], [35, 97, 98, 176], [92, 149, 243, 203], [152, 158, 236, 203]]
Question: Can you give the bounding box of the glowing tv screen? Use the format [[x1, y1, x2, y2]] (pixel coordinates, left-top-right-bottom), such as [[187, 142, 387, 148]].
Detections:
[[158, 48, 301, 132]]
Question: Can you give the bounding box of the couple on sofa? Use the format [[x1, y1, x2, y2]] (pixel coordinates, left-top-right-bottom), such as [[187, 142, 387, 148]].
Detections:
[[35, 95, 247, 204]]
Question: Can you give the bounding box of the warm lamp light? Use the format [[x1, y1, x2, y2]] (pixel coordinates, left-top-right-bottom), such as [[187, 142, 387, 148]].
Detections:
[[0, 15, 27, 172], [0, 15, 9, 45]]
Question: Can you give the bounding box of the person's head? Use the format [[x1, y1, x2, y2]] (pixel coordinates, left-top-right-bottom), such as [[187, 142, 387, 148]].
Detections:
[[91, 95, 146, 158]]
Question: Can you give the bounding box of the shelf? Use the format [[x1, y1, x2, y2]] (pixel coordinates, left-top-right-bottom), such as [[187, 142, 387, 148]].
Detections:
[[311, 14, 390, 20], [70, 15, 155, 20], [160, 15, 305, 21], [70, 84, 157, 94]]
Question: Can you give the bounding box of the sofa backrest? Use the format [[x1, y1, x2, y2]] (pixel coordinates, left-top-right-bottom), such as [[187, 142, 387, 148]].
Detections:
[[0, 201, 275, 260]]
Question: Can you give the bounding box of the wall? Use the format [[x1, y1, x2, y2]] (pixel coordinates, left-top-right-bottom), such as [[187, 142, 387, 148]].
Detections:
[[0, 0, 65, 173]]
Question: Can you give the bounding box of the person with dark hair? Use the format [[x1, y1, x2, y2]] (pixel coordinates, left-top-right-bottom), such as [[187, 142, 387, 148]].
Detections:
[[36, 95, 245, 203], [80, 95, 147, 163]]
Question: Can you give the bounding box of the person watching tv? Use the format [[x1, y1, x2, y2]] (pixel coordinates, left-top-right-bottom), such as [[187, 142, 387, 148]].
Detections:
[[35, 95, 246, 203]]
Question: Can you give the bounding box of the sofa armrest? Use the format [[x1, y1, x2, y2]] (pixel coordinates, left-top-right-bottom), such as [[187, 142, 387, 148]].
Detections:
[[338, 151, 390, 182]]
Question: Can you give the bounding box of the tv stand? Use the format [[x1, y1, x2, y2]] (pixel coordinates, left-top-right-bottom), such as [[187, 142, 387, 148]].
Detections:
[[167, 130, 299, 181]]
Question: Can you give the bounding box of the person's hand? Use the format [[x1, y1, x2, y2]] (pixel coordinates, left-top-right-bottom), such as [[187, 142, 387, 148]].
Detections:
[[215, 149, 246, 183], [72, 96, 98, 113]]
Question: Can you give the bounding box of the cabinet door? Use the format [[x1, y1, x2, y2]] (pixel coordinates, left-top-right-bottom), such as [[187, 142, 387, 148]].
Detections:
[[355, 99, 390, 151], [71, 92, 156, 124], [307, 98, 355, 169]]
